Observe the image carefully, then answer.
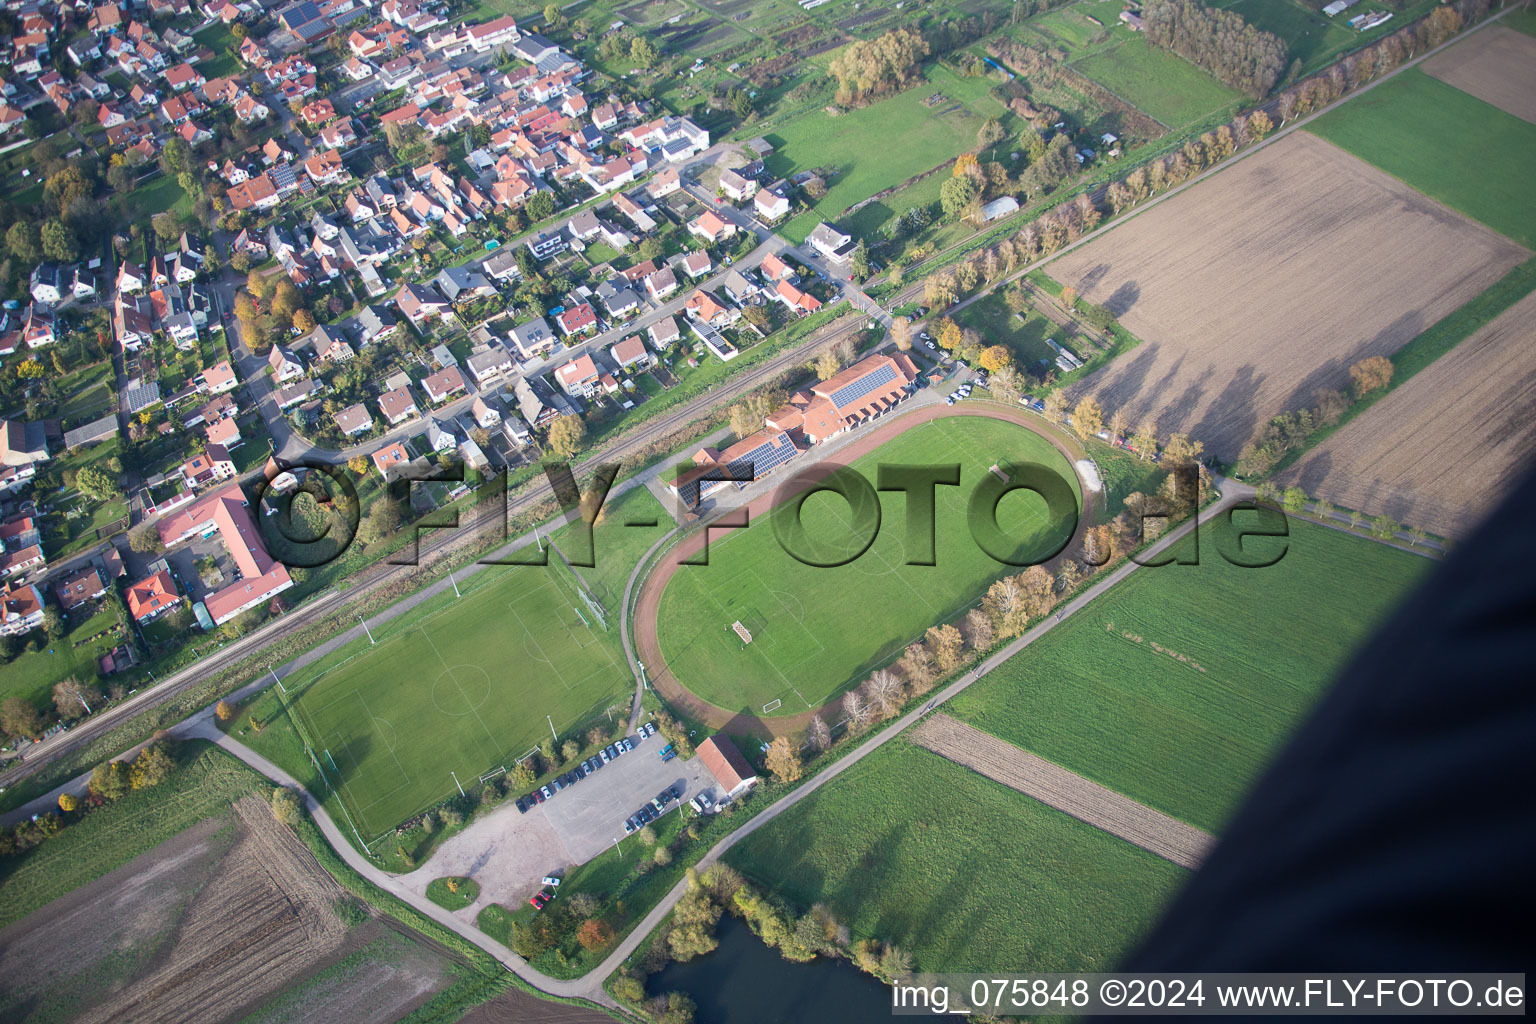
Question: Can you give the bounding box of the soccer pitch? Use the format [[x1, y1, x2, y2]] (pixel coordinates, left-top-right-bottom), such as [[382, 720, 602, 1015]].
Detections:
[[283, 552, 628, 839], [653, 415, 1081, 716]]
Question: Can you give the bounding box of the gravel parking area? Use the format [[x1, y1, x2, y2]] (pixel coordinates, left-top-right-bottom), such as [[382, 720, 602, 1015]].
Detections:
[[541, 731, 716, 861], [405, 731, 716, 918]]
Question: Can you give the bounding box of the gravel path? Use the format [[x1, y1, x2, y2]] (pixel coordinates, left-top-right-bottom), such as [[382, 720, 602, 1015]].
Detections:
[[913, 714, 1213, 869]]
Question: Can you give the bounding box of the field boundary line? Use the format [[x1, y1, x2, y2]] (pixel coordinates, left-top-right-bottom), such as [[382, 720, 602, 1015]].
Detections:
[[911, 713, 1213, 869]]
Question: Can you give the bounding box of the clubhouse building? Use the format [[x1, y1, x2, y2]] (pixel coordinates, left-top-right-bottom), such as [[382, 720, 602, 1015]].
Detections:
[[767, 352, 920, 444], [666, 352, 919, 508]]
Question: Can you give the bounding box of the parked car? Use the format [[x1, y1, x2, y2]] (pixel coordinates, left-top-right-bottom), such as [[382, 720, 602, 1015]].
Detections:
[[670, 784, 684, 799], [657, 790, 672, 806], [658, 743, 674, 759], [515, 796, 529, 813], [599, 747, 611, 764], [620, 738, 634, 752], [925, 340, 936, 350], [542, 876, 561, 887], [624, 818, 636, 834], [650, 797, 665, 813], [539, 785, 553, 800], [530, 891, 549, 910], [946, 396, 956, 405], [606, 744, 620, 760]]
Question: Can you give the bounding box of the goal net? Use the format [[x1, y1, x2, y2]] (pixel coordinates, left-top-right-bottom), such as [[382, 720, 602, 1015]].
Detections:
[[732, 620, 753, 644]]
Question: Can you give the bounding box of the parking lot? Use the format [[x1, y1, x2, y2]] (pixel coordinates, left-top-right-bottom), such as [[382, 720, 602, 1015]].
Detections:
[[537, 731, 716, 863]]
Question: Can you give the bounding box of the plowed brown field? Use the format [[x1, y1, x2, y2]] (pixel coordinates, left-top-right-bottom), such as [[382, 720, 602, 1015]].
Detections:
[[1048, 133, 1527, 459], [1423, 27, 1536, 124], [0, 798, 453, 1024], [1279, 289, 1536, 537]]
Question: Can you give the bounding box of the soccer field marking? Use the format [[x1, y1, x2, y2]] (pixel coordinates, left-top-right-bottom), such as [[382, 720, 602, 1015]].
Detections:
[[421, 628, 506, 757], [674, 567, 812, 711], [339, 689, 415, 833]]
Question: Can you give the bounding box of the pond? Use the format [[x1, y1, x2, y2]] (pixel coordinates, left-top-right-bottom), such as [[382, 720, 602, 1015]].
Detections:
[[647, 914, 893, 1024]]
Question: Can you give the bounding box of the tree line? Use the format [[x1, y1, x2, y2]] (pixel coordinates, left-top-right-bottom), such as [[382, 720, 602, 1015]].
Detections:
[[0, 739, 179, 857], [1142, 0, 1289, 99]]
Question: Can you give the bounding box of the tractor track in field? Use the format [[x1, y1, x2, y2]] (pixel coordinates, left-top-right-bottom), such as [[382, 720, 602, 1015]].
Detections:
[[912, 713, 1213, 869]]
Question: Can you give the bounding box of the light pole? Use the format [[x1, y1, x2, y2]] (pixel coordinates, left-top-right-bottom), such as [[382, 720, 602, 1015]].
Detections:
[[269, 665, 285, 694], [450, 770, 464, 797], [547, 715, 558, 744], [449, 569, 461, 597], [360, 616, 376, 644]]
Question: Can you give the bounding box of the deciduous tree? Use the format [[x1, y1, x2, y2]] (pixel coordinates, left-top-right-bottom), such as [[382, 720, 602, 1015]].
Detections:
[[764, 736, 802, 782], [547, 414, 586, 458], [1348, 355, 1393, 398]]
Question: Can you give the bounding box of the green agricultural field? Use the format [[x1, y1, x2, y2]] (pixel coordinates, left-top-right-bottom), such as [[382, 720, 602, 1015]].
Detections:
[[1071, 34, 1243, 128], [769, 64, 1011, 243], [949, 520, 1428, 832], [726, 741, 1185, 972], [654, 415, 1080, 716], [246, 487, 668, 838], [1307, 69, 1536, 248], [0, 742, 260, 929]]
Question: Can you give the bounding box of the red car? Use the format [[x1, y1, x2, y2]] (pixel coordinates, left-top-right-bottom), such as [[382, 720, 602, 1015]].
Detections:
[[529, 890, 549, 910]]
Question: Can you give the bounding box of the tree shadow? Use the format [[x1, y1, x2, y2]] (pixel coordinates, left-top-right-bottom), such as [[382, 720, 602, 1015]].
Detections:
[[1105, 279, 1141, 317], [1191, 363, 1262, 460]]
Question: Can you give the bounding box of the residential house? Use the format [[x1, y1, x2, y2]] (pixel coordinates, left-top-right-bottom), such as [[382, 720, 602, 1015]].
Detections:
[[202, 361, 239, 395], [54, 566, 107, 613], [719, 168, 758, 202], [509, 316, 556, 360], [396, 282, 452, 326], [269, 345, 305, 384], [648, 315, 680, 350], [126, 570, 180, 621], [688, 210, 736, 244], [754, 181, 791, 223], [555, 302, 597, 337], [371, 440, 410, 478], [334, 403, 373, 436], [610, 335, 651, 373], [378, 386, 418, 426], [421, 365, 466, 404], [681, 251, 712, 280], [808, 222, 854, 262], [553, 353, 600, 397]]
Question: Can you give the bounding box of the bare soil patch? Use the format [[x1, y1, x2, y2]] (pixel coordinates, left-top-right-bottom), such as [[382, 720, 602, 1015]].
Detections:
[[1049, 133, 1527, 459], [1279, 289, 1536, 537], [0, 798, 452, 1024], [1422, 27, 1536, 125], [913, 714, 1212, 869], [458, 988, 613, 1024]]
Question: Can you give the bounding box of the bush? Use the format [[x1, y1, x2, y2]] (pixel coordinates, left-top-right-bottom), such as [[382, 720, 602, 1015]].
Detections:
[[270, 786, 303, 826]]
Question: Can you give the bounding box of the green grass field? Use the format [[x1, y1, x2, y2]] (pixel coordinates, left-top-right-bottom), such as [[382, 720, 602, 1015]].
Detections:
[[250, 486, 667, 838], [769, 63, 1010, 243], [949, 520, 1427, 832], [1307, 69, 1536, 248], [0, 605, 123, 709], [726, 741, 1185, 972], [1071, 34, 1243, 128], [954, 290, 1063, 371], [1215, 0, 1353, 68], [0, 742, 260, 929], [655, 415, 1080, 716]]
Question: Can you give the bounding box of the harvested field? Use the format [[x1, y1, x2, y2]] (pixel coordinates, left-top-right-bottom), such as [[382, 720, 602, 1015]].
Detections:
[[1279, 289, 1536, 538], [458, 989, 613, 1024], [1422, 27, 1536, 125], [1049, 133, 1528, 460], [914, 714, 1213, 869], [0, 797, 451, 1024]]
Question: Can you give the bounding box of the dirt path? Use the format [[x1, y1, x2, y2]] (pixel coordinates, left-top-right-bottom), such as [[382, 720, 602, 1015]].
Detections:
[[630, 402, 1095, 739], [913, 714, 1213, 869]]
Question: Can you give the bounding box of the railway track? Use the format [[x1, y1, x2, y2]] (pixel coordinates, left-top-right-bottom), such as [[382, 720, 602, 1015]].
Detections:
[[0, 310, 876, 796]]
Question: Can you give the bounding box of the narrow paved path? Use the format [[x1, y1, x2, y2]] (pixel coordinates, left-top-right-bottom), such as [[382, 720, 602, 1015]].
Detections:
[[175, 717, 618, 1007], [913, 714, 1213, 870]]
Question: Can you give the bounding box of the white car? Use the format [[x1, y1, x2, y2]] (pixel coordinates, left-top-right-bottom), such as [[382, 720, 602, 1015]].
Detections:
[[925, 340, 936, 350], [542, 876, 561, 886]]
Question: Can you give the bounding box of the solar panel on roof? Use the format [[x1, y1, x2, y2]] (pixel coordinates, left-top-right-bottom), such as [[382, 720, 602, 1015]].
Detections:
[[828, 364, 897, 409], [724, 432, 796, 482]]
